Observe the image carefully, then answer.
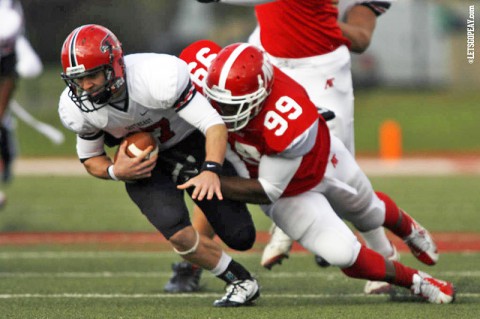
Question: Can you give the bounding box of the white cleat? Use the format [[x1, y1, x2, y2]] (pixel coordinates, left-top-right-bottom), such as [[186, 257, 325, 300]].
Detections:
[[213, 278, 260, 307], [364, 243, 400, 295], [411, 272, 455, 304], [403, 216, 439, 266], [260, 224, 293, 270]]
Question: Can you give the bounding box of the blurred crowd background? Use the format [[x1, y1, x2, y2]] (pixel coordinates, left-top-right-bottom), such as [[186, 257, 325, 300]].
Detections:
[[7, 0, 478, 159], [20, 0, 478, 90]]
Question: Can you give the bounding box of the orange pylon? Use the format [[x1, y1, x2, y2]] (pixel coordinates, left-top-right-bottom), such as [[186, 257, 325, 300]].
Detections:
[[379, 120, 402, 160]]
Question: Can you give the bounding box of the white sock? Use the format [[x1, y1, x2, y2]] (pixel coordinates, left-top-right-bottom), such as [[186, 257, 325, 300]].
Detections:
[[209, 251, 232, 276]]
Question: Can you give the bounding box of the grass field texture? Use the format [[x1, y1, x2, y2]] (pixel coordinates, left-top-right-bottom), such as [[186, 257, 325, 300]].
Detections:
[[1, 250, 479, 318], [1, 175, 479, 318]]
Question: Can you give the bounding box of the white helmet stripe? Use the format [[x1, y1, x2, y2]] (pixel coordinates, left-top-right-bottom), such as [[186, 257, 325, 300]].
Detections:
[[218, 43, 250, 89], [68, 26, 84, 67]]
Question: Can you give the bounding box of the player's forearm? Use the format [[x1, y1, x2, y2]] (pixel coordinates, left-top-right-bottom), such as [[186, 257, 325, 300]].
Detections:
[[340, 5, 377, 53], [204, 124, 227, 165], [83, 155, 113, 180], [220, 176, 272, 204]]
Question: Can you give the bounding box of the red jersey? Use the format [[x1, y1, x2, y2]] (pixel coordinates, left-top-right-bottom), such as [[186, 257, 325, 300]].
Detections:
[[228, 67, 331, 197], [255, 0, 350, 58]]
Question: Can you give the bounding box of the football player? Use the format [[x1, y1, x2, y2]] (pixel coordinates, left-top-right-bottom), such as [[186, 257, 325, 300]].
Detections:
[[178, 42, 455, 304], [58, 24, 259, 307], [0, 0, 43, 207], [167, 0, 406, 295]]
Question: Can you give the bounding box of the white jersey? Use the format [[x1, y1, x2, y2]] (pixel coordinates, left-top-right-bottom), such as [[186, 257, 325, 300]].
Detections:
[[59, 53, 224, 160]]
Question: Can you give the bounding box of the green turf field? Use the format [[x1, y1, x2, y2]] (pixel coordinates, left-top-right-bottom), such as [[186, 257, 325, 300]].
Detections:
[[1, 175, 479, 232], [0, 175, 479, 317], [0, 249, 478, 318]]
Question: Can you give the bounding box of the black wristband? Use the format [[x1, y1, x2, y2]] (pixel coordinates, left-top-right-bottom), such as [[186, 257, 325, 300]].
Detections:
[[201, 161, 222, 175]]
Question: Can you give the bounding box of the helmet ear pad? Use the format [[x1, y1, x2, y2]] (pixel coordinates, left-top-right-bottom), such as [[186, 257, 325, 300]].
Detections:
[[204, 43, 273, 131], [60, 24, 125, 112]]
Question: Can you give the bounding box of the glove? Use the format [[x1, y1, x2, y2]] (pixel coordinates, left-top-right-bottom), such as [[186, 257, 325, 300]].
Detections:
[[196, 0, 219, 3], [317, 107, 336, 122], [159, 149, 201, 185]]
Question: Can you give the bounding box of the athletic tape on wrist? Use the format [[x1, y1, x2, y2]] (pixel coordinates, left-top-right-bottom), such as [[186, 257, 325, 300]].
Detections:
[[107, 165, 119, 181]]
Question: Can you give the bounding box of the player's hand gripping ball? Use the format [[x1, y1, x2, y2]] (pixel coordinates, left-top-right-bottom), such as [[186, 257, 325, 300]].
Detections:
[[116, 132, 159, 161]]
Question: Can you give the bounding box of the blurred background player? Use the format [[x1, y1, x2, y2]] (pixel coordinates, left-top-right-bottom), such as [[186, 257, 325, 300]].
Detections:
[[164, 0, 406, 295], [0, 0, 43, 208]]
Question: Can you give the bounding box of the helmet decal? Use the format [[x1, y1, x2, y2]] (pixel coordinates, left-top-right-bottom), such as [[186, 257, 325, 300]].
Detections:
[[218, 43, 251, 89]]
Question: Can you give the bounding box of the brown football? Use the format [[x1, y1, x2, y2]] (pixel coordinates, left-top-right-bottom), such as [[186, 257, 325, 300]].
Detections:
[[115, 132, 159, 161]]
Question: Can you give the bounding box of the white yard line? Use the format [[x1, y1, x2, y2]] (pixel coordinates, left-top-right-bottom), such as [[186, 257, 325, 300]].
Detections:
[[0, 270, 479, 278], [0, 292, 478, 299]]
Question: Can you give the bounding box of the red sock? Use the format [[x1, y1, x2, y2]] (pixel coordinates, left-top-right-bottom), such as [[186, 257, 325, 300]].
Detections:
[[376, 191, 413, 238], [390, 261, 418, 288], [342, 246, 386, 281], [342, 246, 418, 289]]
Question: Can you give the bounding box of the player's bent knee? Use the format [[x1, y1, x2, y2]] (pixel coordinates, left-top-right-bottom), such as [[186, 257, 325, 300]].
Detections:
[[221, 226, 256, 251], [346, 194, 385, 232], [301, 230, 361, 268]]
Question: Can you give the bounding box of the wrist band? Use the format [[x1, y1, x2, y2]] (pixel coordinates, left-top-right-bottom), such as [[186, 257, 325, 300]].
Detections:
[[201, 161, 222, 175], [107, 165, 119, 181]]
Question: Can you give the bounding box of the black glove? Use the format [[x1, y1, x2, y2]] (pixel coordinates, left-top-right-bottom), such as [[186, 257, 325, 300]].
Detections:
[[317, 107, 336, 122], [196, 0, 219, 3], [159, 150, 201, 185]]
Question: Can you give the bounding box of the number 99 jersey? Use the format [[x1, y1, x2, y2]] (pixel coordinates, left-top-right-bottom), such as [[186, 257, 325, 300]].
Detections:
[[229, 67, 331, 198]]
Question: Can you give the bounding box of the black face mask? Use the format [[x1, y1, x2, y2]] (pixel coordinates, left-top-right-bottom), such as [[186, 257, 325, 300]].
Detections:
[[88, 86, 112, 105]]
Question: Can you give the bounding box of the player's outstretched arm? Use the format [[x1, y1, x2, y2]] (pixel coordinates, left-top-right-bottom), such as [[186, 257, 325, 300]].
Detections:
[[339, 4, 377, 53]]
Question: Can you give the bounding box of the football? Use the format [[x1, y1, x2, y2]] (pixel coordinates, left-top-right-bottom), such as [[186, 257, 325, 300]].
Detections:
[[117, 131, 159, 160]]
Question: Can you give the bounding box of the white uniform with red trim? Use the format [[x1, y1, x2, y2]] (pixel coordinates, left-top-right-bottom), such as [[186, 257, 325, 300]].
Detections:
[[246, 0, 355, 154], [59, 53, 224, 160]]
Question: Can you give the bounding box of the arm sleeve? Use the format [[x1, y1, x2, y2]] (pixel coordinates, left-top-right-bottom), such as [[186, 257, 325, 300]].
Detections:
[[176, 83, 225, 135], [76, 132, 106, 161], [58, 89, 105, 160], [258, 155, 302, 202], [258, 120, 318, 201]]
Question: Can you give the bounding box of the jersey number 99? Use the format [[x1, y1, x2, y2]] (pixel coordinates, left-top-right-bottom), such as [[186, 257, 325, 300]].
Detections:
[[264, 96, 302, 136]]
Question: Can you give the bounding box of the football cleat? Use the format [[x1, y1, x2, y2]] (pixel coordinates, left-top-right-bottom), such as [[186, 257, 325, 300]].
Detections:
[[260, 225, 293, 270], [411, 272, 455, 304], [364, 243, 399, 295], [314, 255, 331, 268], [213, 278, 260, 307], [403, 216, 439, 265], [163, 261, 203, 293]]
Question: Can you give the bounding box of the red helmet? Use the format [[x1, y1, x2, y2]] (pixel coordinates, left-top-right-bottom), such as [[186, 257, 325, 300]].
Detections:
[[60, 24, 125, 112], [204, 43, 273, 131]]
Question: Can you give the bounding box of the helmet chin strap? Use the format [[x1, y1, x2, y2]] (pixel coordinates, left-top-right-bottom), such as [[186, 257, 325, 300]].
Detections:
[[89, 88, 112, 105]]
